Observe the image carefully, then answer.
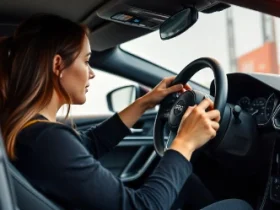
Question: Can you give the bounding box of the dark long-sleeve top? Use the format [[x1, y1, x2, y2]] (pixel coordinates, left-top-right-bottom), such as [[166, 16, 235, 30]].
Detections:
[[12, 114, 192, 210]]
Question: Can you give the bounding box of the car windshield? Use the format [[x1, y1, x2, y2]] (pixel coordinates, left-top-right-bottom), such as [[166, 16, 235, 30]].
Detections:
[[121, 5, 280, 87]]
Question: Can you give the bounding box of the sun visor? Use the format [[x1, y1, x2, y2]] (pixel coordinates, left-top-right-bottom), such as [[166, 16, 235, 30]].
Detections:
[[96, 3, 170, 30]]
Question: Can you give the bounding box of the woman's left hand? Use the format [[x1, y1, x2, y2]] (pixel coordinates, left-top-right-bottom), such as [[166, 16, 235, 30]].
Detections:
[[139, 76, 191, 110]]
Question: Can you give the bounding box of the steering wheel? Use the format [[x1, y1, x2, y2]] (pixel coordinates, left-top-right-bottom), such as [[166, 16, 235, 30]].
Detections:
[[153, 57, 228, 157]]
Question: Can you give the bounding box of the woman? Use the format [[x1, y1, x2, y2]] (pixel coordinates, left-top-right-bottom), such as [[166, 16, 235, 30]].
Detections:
[[0, 14, 252, 210]]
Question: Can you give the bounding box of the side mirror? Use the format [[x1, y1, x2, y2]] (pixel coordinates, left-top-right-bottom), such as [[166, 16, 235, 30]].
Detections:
[[107, 85, 150, 113], [107, 85, 137, 113], [160, 7, 198, 40]]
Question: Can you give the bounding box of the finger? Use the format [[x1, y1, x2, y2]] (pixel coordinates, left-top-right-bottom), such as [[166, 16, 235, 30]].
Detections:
[[183, 105, 196, 118], [210, 130, 217, 140], [210, 121, 220, 131], [206, 110, 221, 122], [197, 98, 214, 111], [180, 84, 192, 93], [207, 102, 214, 111], [204, 96, 214, 111], [184, 84, 192, 91], [163, 76, 176, 87], [167, 84, 183, 94]]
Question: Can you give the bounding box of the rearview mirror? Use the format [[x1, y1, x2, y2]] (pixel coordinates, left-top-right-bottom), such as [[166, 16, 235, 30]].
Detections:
[[160, 7, 198, 40]]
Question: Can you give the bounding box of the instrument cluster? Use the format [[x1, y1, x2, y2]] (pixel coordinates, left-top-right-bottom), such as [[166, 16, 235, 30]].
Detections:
[[237, 93, 278, 125]]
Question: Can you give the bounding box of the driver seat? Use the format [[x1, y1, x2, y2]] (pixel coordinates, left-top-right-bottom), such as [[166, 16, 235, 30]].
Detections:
[[0, 129, 63, 210]]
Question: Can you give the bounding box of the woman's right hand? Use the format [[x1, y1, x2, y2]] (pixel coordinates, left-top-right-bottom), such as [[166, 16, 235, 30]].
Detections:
[[170, 98, 221, 160]]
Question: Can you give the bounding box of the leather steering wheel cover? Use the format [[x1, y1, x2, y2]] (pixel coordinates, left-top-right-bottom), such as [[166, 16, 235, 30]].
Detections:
[[171, 57, 228, 117], [153, 57, 228, 157], [153, 107, 166, 156]]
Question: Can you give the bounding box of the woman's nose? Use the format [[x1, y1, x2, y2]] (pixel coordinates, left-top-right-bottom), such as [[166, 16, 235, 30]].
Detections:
[[89, 68, 95, 79]]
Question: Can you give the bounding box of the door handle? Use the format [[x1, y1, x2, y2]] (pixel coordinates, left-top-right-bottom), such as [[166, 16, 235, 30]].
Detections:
[[130, 128, 144, 134]]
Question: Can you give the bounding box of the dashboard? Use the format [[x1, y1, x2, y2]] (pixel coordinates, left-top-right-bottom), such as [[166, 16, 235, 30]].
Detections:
[[210, 73, 280, 127]]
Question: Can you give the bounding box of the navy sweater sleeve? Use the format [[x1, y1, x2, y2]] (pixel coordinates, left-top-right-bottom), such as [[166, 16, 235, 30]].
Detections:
[[19, 124, 192, 210], [79, 114, 131, 159]]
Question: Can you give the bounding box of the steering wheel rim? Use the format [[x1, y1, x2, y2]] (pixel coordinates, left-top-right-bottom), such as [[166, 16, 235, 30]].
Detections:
[[153, 57, 228, 157]]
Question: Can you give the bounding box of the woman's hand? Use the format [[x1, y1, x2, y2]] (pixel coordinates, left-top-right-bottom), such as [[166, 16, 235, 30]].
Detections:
[[170, 98, 221, 160], [139, 76, 191, 110], [119, 76, 190, 129]]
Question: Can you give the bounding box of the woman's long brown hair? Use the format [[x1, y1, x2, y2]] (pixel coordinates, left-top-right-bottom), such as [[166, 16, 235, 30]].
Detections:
[[0, 14, 89, 159]]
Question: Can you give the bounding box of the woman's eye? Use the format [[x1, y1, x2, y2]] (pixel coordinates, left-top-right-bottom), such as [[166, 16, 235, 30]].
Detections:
[[86, 61, 92, 68]]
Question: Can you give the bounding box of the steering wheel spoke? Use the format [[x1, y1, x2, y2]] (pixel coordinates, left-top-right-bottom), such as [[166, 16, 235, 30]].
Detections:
[[165, 130, 177, 150], [159, 109, 170, 120]]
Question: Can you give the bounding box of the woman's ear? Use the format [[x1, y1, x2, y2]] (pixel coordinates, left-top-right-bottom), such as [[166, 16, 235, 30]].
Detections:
[[52, 54, 63, 77]]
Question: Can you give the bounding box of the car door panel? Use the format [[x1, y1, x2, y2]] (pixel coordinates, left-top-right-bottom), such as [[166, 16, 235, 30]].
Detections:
[[67, 112, 160, 184]]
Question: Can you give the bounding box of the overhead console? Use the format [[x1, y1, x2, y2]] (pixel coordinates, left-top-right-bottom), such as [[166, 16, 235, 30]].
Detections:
[[97, 3, 170, 30], [86, 0, 230, 51], [95, 0, 230, 31]]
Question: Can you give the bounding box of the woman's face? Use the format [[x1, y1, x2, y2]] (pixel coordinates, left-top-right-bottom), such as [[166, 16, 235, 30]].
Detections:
[[59, 36, 94, 104]]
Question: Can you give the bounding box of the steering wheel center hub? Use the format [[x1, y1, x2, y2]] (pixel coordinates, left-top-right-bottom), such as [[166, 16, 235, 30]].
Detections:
[[169, 90, 207, 130], [168, 91, 194, 129]]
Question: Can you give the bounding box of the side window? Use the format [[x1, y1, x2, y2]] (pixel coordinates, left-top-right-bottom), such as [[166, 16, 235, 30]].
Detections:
[[58, 69, 137, 116]]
